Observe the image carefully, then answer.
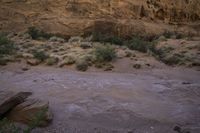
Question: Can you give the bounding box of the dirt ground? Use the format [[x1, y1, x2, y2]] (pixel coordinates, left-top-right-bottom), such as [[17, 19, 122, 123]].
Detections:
[[0, 63, 200, 133]]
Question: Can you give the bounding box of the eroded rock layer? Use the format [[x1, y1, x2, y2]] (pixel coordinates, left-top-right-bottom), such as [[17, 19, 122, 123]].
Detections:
[[0, 0, 200, 37]]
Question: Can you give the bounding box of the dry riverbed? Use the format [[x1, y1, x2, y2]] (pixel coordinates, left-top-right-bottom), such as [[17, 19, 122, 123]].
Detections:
[[0, 63, 200, 133]]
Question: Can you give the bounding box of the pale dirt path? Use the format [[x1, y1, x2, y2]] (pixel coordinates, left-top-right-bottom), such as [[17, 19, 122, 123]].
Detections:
[[0, 64, 200, 133]]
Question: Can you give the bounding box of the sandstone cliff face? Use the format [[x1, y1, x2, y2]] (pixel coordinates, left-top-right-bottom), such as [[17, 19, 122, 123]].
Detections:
[[0, 0, 199, 37]]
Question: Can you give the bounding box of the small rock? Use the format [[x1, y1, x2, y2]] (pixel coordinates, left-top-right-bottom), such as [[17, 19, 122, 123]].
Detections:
[[21, 66, 29, 71], [133, 64, 141, 69], [127, 130, 134, 133], [146, 63, 151, 67], [182, 81, 191, 85], [174, 126, 181, 133]]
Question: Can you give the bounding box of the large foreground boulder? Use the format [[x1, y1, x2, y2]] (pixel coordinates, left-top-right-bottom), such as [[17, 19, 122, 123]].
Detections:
[[0, 91, 32, 117], [7, 98, 53, 127]]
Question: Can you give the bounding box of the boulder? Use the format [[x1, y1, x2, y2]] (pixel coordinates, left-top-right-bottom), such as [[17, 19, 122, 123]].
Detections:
[[7, 98, 53, 127], [0, 91, 32, 117]]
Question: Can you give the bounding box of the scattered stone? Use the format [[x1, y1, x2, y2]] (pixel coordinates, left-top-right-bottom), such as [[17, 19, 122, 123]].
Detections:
[[146, 63, 151, 67], [173, 126, 181, 133], [182, 81, 191, 85], [7, 98, 53, 127], [0, 91, 32, 117], [2, 56, 15, 62], [127, 130, 134, 133], [21, 66, 30, 71], [133, 64, 141, 69], [27, 59, 41, 66]]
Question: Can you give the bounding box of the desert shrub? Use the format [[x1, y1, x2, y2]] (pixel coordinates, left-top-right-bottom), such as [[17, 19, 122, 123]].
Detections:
[[46, 57, 58, 66], [105, 36, 124, 45], [27, 27, 53, 40], [76, 58, 88, 71], [0, 109, 47, 133], [124, 37, 151, 53], [0, 35, 15, 55], [32, 50, 49, 61], [161, 54, 182, 65], [163, 31, 174, 38], [92, 32, 123, 45], [95, 45, 116, 62], [0, 58, 7, 66], [0, 118, 20, 133], [63, 56, 75, 65], [175, 33, 184, 39]]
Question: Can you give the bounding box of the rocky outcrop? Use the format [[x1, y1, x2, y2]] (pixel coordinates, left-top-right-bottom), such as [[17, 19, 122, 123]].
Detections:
[[0, 91, 52, 127], [0, 91, 32, 117], [7, 98, 53, 126], [0, 0, 199, 37]]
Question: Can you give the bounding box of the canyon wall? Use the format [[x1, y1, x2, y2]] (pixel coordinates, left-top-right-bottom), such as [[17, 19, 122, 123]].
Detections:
[[0, 0, 200, 37]]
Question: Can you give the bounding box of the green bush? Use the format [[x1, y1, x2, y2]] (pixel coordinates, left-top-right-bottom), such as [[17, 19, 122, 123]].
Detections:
[[163, 31, 174, 38], [161, 54, 182, 65], [92, 32, 123, 45], [125, 37, 150, 53], [32, 50, 49, 61], [0, 108, 47, 133], [27, 27, 52, 40], [0, 35, 15, 55], [95, 45, 116, 62], [76, 59, 88, 71], [46, 57, 58, 66], [0, 58, 7, 66]]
